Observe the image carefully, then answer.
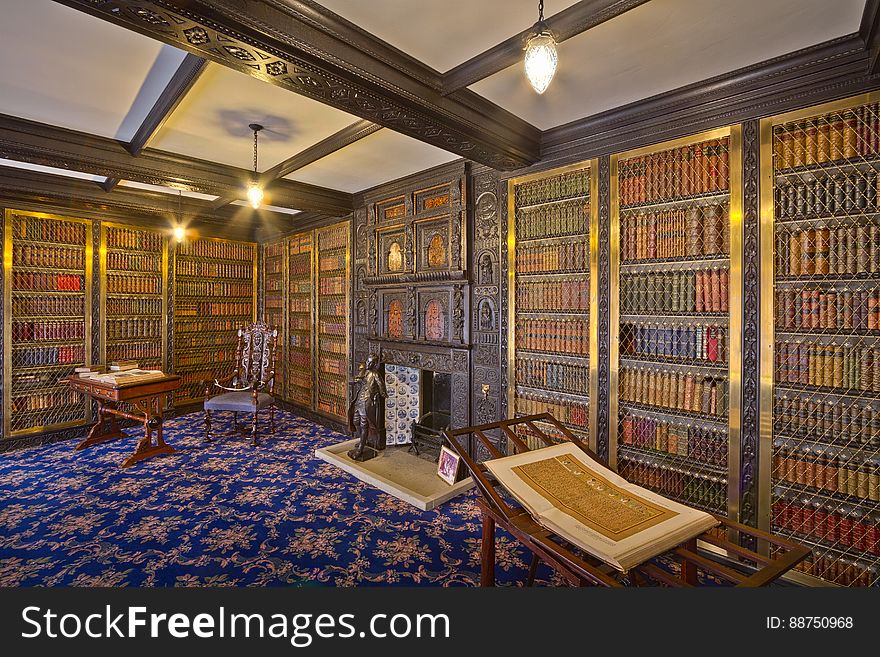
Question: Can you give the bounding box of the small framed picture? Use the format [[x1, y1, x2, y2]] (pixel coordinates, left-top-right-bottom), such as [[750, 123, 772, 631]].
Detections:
[[436, 444, 461, 485]]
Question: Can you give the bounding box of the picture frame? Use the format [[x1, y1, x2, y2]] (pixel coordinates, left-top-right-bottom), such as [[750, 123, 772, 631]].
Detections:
[[436, 444, 461, 485]]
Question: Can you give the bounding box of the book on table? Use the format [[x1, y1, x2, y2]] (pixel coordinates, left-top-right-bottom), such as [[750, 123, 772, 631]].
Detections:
[[80, 369, 165, 385], [484, 442, 719, 572]]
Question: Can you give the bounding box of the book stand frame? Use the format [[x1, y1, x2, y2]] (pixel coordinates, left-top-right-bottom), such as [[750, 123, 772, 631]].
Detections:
[[444, 413, 810, 587]]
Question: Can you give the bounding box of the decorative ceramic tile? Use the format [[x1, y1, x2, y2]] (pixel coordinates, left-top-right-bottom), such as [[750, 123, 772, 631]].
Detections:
[[384, 365, 420, 445]]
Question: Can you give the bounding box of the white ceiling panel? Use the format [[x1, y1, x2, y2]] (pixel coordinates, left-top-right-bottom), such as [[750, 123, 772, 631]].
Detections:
[[286, 129, 458, 193], [0, 0, 187, 140], [318, 0, 580, 72], [231, 200, 301, 215], [149, 64, 360, 171], [471, 0, 866, 130]]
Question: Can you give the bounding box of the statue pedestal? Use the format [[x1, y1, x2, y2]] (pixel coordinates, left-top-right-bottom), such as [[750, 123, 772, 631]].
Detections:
[[347, 445, 379, 462]]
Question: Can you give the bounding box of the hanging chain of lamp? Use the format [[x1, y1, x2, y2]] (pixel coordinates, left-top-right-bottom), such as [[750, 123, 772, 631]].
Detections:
[[246, 122, 264, 209], [524, 0, 558, 94]]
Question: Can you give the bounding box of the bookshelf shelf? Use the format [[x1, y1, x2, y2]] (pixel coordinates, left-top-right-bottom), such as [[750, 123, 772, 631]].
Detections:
[[3, 210, 93, 437], [510, 164, 595, 450], [764, 95, 880, 586], [173, 237, 256, 404], [613, 128, 739, 518]]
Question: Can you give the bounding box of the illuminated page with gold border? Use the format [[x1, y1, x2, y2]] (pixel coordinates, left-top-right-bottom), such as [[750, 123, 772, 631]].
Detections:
[[484, 443, 719, 571]]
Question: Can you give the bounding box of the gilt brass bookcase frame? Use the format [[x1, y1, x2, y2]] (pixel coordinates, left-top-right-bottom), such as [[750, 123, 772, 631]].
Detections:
[[261, 235, 288, 400], [99, 221, 169, 373], [757, 90, 880, 538], [506, 159, 600, 452], [609, 125, 744, 522], [283, 228, 316, 411], [171, 234, 257, 405], [3, 208, 94, 438]]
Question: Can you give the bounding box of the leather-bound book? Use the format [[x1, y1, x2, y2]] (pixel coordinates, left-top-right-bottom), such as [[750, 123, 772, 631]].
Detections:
[[843, 111, 859, 159], [695, 270, 704, 313], [804, 119, 818, 166], [791, 122, 806, 167]]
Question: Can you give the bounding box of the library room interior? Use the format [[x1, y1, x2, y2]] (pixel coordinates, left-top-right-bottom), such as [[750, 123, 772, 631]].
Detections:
[[1, 0, 879, 589]]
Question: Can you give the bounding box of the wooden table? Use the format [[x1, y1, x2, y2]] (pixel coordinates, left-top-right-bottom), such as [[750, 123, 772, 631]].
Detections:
[[66, 374, 181, 468]]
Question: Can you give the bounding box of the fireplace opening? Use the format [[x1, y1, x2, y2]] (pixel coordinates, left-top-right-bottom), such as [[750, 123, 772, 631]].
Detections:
[[383, 365, 451, 462]]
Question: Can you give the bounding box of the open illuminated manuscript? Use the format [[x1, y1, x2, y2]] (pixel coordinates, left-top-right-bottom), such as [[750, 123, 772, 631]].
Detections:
[[484, 443, 719, 571]]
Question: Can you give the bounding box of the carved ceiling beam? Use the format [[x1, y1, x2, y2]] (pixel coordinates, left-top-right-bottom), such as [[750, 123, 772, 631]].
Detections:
[[442, 0, 651, 94], [103, 52, 207, 192], [0, 113, 353, 214], [212, 118, 381, 210], [52, 0, 541, 170]]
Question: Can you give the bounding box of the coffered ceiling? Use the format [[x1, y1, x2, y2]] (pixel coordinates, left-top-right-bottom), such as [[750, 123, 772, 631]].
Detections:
[[0, 0, 876, 231]]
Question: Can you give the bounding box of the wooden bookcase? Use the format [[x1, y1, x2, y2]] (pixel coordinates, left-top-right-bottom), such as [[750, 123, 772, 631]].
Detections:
[[760, 92, 880, 587], [3, 209, 93, 437], [172, 236, 257, 405], [100, 223, 167, 371], [287, 230, 314, 408], [262, 236, 286, 397], [315, 222, 350, 421], [610, 126, 743, 517], [507, 163, 597, 450]]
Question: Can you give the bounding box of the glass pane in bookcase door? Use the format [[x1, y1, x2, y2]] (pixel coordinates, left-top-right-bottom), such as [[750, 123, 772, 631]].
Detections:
[[771, 102, 880, 587], [617, 135, 732, 516]]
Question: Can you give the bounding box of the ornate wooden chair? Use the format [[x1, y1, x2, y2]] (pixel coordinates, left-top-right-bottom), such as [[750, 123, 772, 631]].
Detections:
[[203, 321, 278, 445]]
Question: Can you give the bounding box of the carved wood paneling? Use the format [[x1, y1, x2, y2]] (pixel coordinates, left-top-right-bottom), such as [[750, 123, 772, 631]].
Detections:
[[740, 119, 761, 529], [596, 156, 612, 461]]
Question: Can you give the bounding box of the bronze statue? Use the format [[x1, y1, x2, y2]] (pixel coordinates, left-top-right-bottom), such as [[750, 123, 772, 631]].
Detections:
[[347, 353, 387, 462]]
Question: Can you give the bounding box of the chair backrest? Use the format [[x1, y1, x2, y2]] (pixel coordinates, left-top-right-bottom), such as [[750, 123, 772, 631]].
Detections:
[[232, 321, 278, 392]]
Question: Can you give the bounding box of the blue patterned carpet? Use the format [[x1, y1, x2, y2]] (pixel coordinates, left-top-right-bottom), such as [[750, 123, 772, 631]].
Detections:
[[1, 409, 575, 587]]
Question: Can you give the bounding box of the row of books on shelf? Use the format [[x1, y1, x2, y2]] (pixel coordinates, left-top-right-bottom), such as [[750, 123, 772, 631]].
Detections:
[[174, 333, 232, 349], [773, 442, 878, 502], [320, 379, 347, 399], [620, 204, 729, 261], [772, 497, 878, 557], [515, 279, 590, 312], [319, 339, 346, 356], [106, 344, 161, 362], [11, 244, 85, 269], [106, 297, 161, 315], [776, 225, 880, 277], [174, 318, 243, 332], [12, 272, 83, 292], [776, 287, 880, 331], [289, 334, 310, 349], [515, 357, 589, 395], [775, 341, 880, 392], [318, 399, 346, 417], [516, 317, 589, 355], [775, 396, 879, 446], [289, 233, 312, 254], [618, 138, 730, 207], [617, 459, 727, 513], [265, 298, 283, 311], [177, 241, 253, 261], [107, 274, 161, 295], [621, 322, 727, 364], [12, 216, 85, 244], [318, 226, 347, 250], [514, 391, 589, 429], [319, 277, 346, 295], [516, 240, 589, 273], [516, 200, 588, 240], [175, 349, 236, 367], [781, 546, 876, 587], [319, 355, 346, 376], [106, 228, 163, 251], [621, 412, 727, 467], [289, 257, 311, 276], [176, 280, 253, 298], [106, 251, 161, 272], [621, 269, 729, 314], [514, 170, 589, 206], [11, 295, 83, 316], [774, 105, 880, 170], [12, 345, 83, 366], [319, 320, 346, 337], [175, 260, 252, 279], [11, 389, 81, 413], [289, 316, 311, 331], [319, 299, 347, 316], [319, 253, 346, 271], [264, 260, 283, 275], [106, 318, 162, 339], [175, 301, 252, 317], [620, 366, 729, 418], [775, 174, 877, 219], [290, 298, 311, 314], [265, 241, 284, 258], [11, 320, 84, 341], [290, 281, 311, 295], [287, 369, 312, 389]]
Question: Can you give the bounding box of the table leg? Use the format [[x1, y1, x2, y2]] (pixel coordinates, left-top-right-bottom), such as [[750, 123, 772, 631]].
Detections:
[[481, 512, 496, 587], [76, 400, 126, 450], [120, 395, 176, 469]]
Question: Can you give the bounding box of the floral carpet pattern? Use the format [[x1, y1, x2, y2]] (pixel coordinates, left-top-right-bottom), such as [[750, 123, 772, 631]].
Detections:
[[0, 409, 718, 587]]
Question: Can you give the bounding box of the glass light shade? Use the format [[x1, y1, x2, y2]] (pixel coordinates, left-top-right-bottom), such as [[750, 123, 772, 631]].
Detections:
[[524, 29, 557, 94], [246, 183, 264, 209], [173, 225, 186, 243]]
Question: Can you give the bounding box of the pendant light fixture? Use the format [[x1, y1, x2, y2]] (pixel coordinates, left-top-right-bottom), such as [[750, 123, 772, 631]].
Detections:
[[524, 0, 558, 94], [246, 122, 264, 210]]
